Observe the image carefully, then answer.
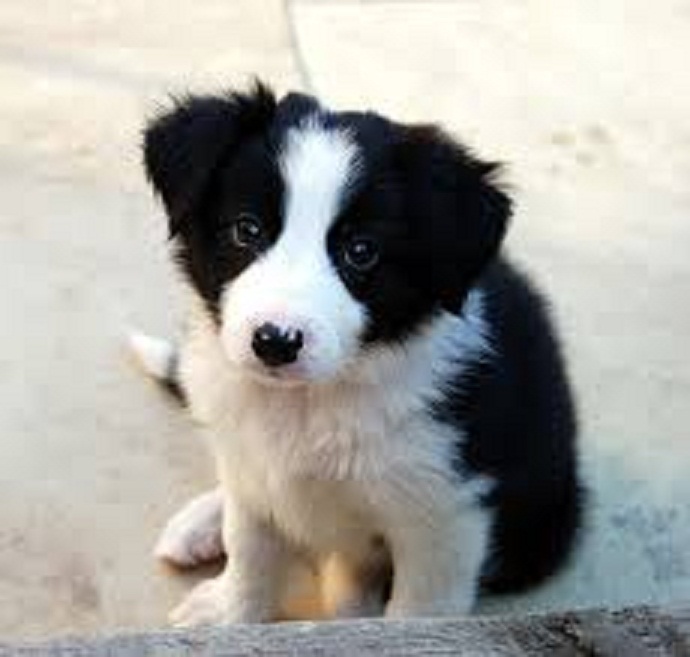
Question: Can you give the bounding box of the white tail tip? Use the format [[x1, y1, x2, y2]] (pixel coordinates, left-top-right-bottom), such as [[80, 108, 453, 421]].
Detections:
[[127, 331, 176, 381]]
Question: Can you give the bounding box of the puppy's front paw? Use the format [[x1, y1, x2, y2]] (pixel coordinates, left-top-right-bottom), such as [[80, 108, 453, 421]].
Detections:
[[154, 490, 224, 568], [169, 576, 230, 627]]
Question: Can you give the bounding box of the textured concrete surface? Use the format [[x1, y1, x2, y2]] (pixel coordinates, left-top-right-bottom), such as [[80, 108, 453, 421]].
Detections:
[[0, 0, 688, 641], [1, 606, 688, 656]]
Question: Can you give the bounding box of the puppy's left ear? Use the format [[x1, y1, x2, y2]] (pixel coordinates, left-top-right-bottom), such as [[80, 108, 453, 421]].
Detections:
[[398, 125, 512, 314]]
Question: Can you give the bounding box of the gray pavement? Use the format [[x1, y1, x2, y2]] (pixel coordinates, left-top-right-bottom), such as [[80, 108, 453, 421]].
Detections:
[[0, 0, 688, 639]]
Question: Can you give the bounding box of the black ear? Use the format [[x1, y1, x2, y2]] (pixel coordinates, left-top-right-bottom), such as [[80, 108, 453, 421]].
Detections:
[[275, 91, 321, 122], [398, 125, 512, 314], [142, 80, 276, 235]]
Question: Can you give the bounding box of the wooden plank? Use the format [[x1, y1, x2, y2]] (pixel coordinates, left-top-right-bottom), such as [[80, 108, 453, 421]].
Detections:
[[0, 606, 687, 656]]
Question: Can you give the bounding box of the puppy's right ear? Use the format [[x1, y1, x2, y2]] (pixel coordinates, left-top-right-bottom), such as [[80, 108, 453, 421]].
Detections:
[[143, 81, 276, 235]]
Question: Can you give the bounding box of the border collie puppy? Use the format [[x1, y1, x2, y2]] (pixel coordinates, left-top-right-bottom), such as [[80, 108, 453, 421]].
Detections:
[[131, 81, 582, 625]]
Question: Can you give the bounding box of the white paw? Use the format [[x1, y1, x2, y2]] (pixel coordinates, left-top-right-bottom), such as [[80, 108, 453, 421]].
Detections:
[[154, 489, 224, 568], [169, 576, 230, 627]]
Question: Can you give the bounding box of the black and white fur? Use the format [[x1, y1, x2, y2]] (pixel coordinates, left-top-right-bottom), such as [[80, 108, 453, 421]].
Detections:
[[132, 82, 582, 625]]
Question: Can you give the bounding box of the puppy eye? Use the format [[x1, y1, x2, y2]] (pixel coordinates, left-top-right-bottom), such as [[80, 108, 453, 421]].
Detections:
[[232, 213, 264, 249], [342, 236, 380, 272]]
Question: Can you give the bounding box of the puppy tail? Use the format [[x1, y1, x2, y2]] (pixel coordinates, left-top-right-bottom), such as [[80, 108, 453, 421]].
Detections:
[[127, 331, 185, 403]]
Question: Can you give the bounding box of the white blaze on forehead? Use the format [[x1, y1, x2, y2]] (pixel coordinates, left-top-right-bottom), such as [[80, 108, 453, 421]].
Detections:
[[279, 118, 360, 242], [219, 118, 367, 382]]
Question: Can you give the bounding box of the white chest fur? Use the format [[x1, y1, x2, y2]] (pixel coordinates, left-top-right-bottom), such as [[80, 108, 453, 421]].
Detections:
[[180, 292, 492, 558]]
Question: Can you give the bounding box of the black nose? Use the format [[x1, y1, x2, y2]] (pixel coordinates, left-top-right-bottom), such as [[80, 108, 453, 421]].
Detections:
[[251, 322, 304, 367]]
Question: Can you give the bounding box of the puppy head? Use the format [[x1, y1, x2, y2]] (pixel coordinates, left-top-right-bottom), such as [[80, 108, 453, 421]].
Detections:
[[143, 81, 511, 384]]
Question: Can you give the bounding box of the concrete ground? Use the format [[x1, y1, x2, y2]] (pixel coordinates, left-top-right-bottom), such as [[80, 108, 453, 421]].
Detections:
[[0, 0, 688, 640]]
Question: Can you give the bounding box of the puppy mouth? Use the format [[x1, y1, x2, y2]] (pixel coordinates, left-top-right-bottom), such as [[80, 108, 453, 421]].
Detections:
[[243, 362, 314, 387]]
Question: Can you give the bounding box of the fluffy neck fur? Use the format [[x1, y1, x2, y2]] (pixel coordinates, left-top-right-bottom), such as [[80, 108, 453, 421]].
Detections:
[[181, 286, 491, 482]]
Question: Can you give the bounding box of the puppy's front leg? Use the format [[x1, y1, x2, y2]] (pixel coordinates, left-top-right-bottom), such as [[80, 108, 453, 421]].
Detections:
[[170, 493, 289, 626], [383, 493, 490, 618]]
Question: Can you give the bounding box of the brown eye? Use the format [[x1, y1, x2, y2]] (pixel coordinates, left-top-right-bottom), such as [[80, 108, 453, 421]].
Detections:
[[232, 213, 264, 249], [343, 236, 379, 272]]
